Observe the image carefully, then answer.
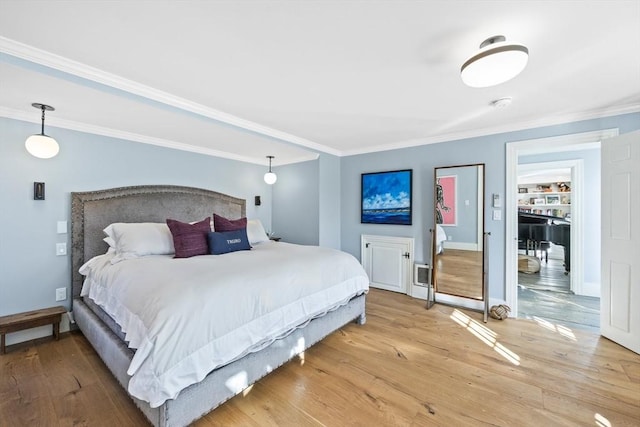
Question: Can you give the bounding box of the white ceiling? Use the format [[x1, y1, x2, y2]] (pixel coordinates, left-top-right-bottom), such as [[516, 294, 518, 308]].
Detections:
[[1, 1, 639, 166]]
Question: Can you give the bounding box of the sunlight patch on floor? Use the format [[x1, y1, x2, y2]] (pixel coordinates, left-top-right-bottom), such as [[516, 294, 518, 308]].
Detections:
[[533, 316, 577, 341], [242, 384, 254, 397], [450, 309, 521, 365], [595, 412, 612, 427]]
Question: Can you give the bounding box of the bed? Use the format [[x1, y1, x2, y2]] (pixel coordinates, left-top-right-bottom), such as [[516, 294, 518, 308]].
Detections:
[[70, 185, 368, 427]]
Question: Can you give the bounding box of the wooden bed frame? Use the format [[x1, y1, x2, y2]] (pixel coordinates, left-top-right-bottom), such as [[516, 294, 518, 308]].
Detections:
[[70, 185, 366, 427]]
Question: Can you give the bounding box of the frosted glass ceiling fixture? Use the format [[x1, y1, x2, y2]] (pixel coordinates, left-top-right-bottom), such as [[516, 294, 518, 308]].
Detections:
[[264, 155, 277, 184], [25, 103, 59, 159], [461, 35, 529, 88]]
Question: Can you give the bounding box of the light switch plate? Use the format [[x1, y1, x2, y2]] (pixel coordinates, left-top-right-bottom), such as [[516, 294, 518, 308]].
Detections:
[[55, 287, 66, 301], [493, 210, 502, 221], [56, 243, 67, 256], [57, 221, 67, 234]]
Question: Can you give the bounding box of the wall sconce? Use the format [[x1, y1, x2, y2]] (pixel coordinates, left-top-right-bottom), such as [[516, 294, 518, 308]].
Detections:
[[25, 103, 59, 159], [264, 155, 277, 185], [34, 182, 45, 200]]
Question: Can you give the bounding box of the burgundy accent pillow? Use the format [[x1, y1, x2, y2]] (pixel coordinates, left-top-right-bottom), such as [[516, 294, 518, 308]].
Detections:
[[213, 214, 247, 232], [166, 217, 211, 258]]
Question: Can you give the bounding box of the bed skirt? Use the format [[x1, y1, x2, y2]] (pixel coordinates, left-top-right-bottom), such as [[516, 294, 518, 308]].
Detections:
[[73, 294, 366, 427]]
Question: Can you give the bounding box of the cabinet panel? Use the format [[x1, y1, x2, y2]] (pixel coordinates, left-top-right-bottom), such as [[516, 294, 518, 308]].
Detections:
[[361, 235, 414, 294]]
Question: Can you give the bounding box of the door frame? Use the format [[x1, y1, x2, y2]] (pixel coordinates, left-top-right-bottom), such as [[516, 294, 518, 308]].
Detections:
[[505, 129, 618, 316]]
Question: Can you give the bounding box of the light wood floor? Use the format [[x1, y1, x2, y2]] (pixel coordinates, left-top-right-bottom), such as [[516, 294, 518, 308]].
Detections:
[[435, 249, 483, 299], [1, 289, 638, 426]]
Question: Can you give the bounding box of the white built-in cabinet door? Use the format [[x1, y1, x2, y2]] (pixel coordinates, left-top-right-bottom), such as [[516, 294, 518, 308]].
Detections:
[[361, 235, 414, 294]]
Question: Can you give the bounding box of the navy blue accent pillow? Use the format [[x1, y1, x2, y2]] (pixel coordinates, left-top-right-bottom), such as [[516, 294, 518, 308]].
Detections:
[[207, 229, 251, 255]]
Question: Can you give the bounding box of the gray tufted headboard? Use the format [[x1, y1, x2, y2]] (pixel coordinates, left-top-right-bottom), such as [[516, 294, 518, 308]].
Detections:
[[70, 185, 246, 304]]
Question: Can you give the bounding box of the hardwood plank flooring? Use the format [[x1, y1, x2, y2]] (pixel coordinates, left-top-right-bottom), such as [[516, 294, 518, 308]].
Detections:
[[518, 256, 600, 330], [1, 289, 638, 426]]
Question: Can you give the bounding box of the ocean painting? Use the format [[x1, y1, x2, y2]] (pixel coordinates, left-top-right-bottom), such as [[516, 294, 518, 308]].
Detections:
[[361, 169, 412, 225]]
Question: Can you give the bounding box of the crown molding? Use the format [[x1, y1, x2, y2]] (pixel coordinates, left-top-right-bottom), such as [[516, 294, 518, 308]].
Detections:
[[0, 36, 339, 157], [2, 35, 637, 160], [0, 106, 317, 165], [340, 103, 640, 157]]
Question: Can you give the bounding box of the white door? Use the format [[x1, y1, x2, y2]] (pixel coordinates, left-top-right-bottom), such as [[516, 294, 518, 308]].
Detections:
[[601, 130, 639, 354], [361, 235, 414, 294]]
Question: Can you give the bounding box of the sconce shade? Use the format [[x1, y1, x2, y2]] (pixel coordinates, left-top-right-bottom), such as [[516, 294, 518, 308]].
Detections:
[[264, 155, 277, 184], [461, 36, 528, 88], [25, 134, 59, 159], [26, 103, 59, 158]]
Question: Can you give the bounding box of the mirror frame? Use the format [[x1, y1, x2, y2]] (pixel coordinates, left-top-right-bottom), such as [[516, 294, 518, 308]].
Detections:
[[432, 163, 486, 301]]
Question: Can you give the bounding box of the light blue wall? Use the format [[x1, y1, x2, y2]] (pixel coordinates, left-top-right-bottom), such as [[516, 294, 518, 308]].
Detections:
[[271, 154, 341, 248], [0, 117, 272, 343], [519, 148, 601, 286], [272, 159, 319, 245], [340, 112, 640, 300], [318, 154, 341, 249]]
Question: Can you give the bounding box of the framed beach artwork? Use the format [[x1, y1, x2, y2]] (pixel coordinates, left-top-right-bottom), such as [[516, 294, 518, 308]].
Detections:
[[361, 169, 412, 225], [435, 175, 457, 226]]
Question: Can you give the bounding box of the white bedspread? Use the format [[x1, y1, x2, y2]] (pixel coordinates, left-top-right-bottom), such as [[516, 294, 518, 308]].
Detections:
[[80, 241, 369, 407]]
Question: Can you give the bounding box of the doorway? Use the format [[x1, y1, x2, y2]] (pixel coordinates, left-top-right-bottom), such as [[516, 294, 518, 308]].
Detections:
[[516, 161, 599, 329], [505, 129, 618, 330]]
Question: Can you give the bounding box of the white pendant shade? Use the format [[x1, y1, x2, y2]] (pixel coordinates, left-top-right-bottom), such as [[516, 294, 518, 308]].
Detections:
[[461, 36, 528, 88], [26, 103, 59, 158], [25, 134, 60, 159], [264, 155, 277, 184], [264, 171, 277, 185]]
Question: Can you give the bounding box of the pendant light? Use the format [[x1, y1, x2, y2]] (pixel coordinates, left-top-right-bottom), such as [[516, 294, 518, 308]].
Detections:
[[264, 155, 277, 185], [25, 103, 59, 159], [461, 35, 529, 88]]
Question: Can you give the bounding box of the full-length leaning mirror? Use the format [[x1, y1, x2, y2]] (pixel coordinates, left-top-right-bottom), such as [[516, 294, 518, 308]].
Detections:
[[432, 163, 485, 301]]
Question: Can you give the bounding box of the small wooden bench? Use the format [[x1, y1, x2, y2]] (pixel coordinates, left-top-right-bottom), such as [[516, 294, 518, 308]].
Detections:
[[0, 306, 66, 354]]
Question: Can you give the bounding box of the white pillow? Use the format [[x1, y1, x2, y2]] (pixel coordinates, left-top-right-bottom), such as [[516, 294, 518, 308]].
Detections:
[[103, 236, 117, 254], [103, 236, 116, 248], [103, 223, 175, 263], [246, 219, 270, 244]]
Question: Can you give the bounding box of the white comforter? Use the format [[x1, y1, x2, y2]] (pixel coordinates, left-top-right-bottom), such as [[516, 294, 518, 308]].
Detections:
[[80, 241, 369, 407]]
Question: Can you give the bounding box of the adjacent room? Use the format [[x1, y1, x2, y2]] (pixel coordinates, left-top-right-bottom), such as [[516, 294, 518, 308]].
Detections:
[[1, 1, 639, 426]]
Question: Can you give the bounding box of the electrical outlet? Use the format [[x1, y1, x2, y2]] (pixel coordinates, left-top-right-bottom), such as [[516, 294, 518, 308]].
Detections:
[[55, 287, 66, 301], [56, 243, 67, 256]]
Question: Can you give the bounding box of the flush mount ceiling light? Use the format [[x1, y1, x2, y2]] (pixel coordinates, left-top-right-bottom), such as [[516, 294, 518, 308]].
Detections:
[[25, 103, 59, 159], [264, 155, 277, 185], [461, 35, 529, 88]]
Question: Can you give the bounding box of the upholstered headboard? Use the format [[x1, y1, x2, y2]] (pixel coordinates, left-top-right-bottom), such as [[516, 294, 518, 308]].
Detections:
[[71, 185, 246, 303]]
